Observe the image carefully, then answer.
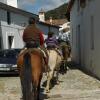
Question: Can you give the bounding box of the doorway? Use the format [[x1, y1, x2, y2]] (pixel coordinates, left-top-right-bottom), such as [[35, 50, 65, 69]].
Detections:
[[8, 36, 14, 49], [77, 25, 81, 64]]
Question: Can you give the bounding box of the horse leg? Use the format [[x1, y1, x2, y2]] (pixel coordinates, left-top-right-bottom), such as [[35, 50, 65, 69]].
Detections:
[[33, 84, 40, 100], [37, 76, 42, 100], [32, 76, 42, 100], [55, 70, 60, 85], [45, 70, 54, 93], [37, 82, 41, 100], [32, 81, 38, 100]]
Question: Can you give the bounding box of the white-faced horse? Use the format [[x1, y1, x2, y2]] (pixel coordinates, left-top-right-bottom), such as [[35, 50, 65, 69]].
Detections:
[[45, 49, 62, 93]]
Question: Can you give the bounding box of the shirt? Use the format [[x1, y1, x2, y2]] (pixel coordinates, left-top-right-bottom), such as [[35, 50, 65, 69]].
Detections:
[[58, 32, 68, 42], [45, 36, 58, 47]]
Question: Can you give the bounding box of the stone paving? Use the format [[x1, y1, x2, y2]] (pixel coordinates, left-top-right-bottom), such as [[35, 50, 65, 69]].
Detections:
[[0, 66, 100, 100], [45, 69, 100, 100]]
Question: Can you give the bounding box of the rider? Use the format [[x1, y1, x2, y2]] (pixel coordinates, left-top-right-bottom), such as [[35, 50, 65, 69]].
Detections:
[[58, 29, 69, 45], [21, 17, 48, 70], [45, 31, 62, 56], [58, 29, 71, 56], [23, 17, 44, 47]]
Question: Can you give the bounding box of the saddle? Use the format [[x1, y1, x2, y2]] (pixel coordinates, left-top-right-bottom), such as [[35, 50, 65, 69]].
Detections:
[[47, 46, 63, 59], [18, 45, 49, 72]]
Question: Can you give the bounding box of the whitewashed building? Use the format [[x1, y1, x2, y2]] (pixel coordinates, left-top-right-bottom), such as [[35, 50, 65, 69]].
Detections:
[[0, 1, 59, 49], [67, 0, 100, 79], [0, 0, 18, 8]]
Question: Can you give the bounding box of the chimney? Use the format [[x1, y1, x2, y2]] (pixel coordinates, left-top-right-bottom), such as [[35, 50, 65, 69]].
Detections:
[[39, 9, 45, 22]]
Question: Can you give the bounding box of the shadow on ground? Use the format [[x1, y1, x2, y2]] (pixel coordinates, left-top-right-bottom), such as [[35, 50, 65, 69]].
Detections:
[[67, 61, 100, 81], [42, 77, 63, 91]]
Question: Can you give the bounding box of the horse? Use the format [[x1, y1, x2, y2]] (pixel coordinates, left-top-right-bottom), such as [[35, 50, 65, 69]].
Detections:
[[59, 42, 70, 73], [17, 48, 44, 100], [45, 49, 62, 93]]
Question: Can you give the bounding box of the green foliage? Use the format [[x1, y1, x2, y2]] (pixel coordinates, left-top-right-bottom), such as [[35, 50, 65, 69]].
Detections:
[[45, 3, 68, 20]]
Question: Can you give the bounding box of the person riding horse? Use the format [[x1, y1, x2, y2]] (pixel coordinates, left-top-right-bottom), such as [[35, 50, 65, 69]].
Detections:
[[58, 29, 71, 58], [17, 17, 48, 100], [45, 31, 62, 57], [20, 17, 48, 71], [45, 32, 62, 93]]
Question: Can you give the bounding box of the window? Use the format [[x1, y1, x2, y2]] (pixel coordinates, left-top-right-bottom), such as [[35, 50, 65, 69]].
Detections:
[[7, 11, 11, 25], [90, 16, 94, 50], [80, 0, 86, 8]]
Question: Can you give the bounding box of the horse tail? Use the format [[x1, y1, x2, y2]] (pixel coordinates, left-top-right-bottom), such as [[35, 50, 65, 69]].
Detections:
[[22, 52, 32, 100]]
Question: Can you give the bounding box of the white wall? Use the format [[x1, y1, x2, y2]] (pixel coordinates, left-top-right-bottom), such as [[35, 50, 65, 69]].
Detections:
[[83, 0, 100, 78], [0, 8, 59, 49], [70, 0, 80, 64], [0, 9, 28, 49], [7, 0, 18, 8], [70, 0, 100, 79], [0, 0, 18, 8]]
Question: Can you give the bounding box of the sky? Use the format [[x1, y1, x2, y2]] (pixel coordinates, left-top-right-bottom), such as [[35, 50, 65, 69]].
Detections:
[[18, 0, 69, 14]]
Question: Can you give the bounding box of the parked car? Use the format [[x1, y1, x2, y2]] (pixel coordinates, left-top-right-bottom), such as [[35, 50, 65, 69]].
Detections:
[[0, 49, 21, 74]]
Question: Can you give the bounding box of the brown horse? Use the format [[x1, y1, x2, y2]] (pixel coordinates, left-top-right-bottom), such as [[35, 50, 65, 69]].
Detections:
[[59, 42, 70, 73], [17, 48, 44, 100]]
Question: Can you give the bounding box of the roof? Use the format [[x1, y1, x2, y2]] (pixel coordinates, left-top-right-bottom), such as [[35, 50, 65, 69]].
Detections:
[[38, 21, 60, 28], [0, 2, 60, 28], [45, 19, 68, 26], [0, 2, 38, 20]]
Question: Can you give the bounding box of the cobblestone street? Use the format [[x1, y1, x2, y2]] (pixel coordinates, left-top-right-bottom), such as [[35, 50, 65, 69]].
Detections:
[[0, 65, 100, 100]]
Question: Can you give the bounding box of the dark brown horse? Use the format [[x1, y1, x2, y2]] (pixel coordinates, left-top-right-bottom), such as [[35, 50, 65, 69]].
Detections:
[[59, 42, 70, 73], [17, 48, 44, 100]]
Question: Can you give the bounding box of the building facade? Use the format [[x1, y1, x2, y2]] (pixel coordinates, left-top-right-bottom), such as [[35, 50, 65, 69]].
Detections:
[[0, 0, 18, 7], [0, 2, 59, 49], [67, 0, 100, 79]]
